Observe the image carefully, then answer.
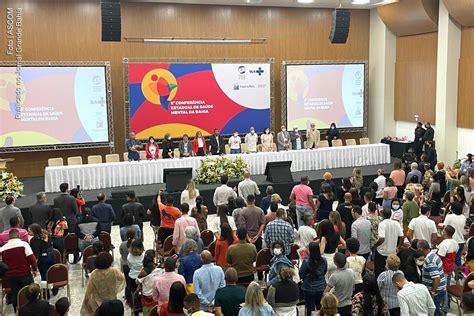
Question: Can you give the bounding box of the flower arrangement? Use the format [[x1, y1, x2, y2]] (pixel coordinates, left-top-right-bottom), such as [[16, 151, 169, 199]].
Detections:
[[196, 156, 248, 184], [0, 171, 24, 199]]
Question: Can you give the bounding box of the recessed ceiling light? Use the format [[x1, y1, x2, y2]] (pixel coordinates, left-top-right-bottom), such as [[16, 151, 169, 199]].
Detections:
[[246, 0, 263, 3], [297, 0, 315, 3], [352, 0, 371, 4]]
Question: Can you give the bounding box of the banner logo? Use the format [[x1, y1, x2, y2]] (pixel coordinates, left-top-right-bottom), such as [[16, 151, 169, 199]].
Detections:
[[141, 69, 178, 110]]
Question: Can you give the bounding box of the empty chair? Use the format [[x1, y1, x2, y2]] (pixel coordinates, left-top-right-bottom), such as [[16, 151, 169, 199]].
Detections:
[[67, 156, 82, 166], [63, 233, 80, 264], [158, 236, 173, 258], [174, 148, 180, 158], [345, 139, 357, 146], [359, 137, 370, 145], [82, 245, 95, 287], [46, 264, 70, 299], [87, 155, 103, 164], [48, 158, 64, 167], [99, 231, 114, 257], [53, 249, 62, 265], [255, 248, 272, 275], [224, 144, 231, 155], [318, 140, 329, 148], [240, 143, 249, 153], [271, 143, 277, 152], [123, 152, 129, 161], [139, 150, 147, 160], [332, 139, 343, 147], [105, 154, 120, 163]]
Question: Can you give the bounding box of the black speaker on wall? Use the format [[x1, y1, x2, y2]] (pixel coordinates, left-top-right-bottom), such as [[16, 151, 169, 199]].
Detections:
[[101, 0, 121, 42], [329, 9, 351, 44]]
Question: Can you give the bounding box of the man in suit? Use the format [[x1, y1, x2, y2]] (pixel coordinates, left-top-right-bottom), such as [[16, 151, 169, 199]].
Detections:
[[290, 127, 304, 150], [414, 122, 425, 158], [53, 183, 78, 233], [0, 196, 24, 232], [92, 193, 116, 234], [306, 123, 320, 149], [276, 125, 291, 151], [29, 192, 51, 229], [209, 128, 225, 155], [179, 134, 194, 158], [423, 122, 435, 143], [120, 191, 145, 239]]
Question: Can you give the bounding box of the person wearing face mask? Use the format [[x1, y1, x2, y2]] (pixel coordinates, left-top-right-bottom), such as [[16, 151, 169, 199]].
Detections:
[[145, 136, 159, 159], [400, 249, 425, 284], [162, 133, 174, 159], [325, 122, 339, 147], [192, 131, 207, 157], [297, 214, 317, 249], [390, 198, 403, 228], [392, 272, 435, 316], [305, 123, 320, 149], [228, 131, 242, 154], [268, 241, 293, 286], [276, 125, 291, 151], [290, 127, 303, 150], [244, 127, 258, 153], [260, 127, 274, 152]]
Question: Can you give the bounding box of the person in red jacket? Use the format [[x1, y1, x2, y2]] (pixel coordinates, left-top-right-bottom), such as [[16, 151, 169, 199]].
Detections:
[[0, 229, 38, 312], [192, 131, 207, 157], [145, 136, 160, 160]]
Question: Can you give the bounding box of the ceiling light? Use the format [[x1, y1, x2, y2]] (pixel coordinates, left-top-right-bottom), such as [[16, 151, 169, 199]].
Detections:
[[352, 0, 371, 4], [297, 0, 315, 4], [246, 0, 263, 3], [125, 37, 267, 45]]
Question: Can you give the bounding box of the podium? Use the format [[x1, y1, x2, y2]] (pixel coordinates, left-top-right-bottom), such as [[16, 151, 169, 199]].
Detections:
[[0, 158, 14, 170]]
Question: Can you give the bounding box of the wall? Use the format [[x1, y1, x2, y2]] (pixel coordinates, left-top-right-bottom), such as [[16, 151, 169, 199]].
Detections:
[[0, 0, 370, 178]]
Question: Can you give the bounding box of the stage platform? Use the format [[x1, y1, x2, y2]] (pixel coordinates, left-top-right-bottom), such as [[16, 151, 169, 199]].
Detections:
[[10, 161, 393, 223]]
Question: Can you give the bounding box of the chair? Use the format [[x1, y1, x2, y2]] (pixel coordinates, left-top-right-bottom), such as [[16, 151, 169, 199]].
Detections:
[[255, 248, 272, 275], [463, 272, 474, 292], [174, 148, 180, 158], [201, 230, 214, 248], [105, 154, 120, 163], [359, 137, 370, 145], [53, 249, 62, 265], [271, 143, 277, 152], [17, 284, 29, 311], [289, 244, 300, 266], [332, 139, 343, 147], [150, 305, 158, 316], [123, 152, 129, 161], [447, 284, 463, 315], [158, 235, 173, 258], [225, 144, 231, 154], [159, 149, 163, 158], [81, 245, 95, 287], [46, 264, 70, 299], [63, 233, 80, 264], [131, 288, 143, 315], [469, 223, 474, 238], [241, 143, 249, 153], [99, 231, 115, 257], [208, 241, 216, 260], [139, 150, 147, 160], [50, 304, 58, 316], [67, 156, 83, 166], [345, 139, 357, 146], [318, 140, 329, 148], [1, 277, 11, 315], [47, 158, 64, 167], [87, 155, 103, 164]]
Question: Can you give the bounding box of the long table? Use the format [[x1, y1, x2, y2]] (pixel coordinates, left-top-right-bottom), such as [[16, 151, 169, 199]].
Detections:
[[44, 144, 391, 192]]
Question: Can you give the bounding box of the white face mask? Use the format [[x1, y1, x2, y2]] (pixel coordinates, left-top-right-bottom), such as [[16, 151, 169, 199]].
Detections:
[[416, 259, 424, 266], [331, 126, 335, 129], [183, 308, 191, 316], [392, 205, 400, 210], [168, 137, 172, 140], [234, 133, 238, 137], [294, 129, 299, 133], [250, 130, 254, 134], [265, 130, 270, 134], [282, 128, 286, 132], [273, 248, 282, 256]]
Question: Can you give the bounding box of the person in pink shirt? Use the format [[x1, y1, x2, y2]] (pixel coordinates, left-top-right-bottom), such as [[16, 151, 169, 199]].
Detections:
[[152, 257, 186, 310], [172, 203, 200, 253], [290, 176, 315, 228], [0, 216, 29, 246], [390, 160, 406, 198]]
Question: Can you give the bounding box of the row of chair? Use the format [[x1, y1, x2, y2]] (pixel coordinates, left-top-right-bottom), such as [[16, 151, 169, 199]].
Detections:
[[47, 137, 371, 167]]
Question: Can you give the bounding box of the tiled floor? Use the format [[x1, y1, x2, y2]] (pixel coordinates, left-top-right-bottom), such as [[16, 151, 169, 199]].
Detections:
[[2, 222, 463, 315]]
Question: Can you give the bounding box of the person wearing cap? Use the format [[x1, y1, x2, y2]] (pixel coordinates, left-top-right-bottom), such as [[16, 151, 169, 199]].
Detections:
[[238, 172, 260, 200], [244, 127, 259, 153], [290, 127, 304, 150]]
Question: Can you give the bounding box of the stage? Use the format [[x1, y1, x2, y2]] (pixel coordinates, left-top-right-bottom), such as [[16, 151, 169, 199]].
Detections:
[[11, 160, 393, 224]]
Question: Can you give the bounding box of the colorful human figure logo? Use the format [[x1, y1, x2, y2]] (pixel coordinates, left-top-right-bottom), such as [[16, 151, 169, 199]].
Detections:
[[141, 69, 178, 110]]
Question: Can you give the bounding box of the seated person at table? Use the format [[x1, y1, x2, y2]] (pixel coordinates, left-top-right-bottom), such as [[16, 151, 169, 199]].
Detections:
[[179, 134, 194, 158], [145, 136, 159, 159], [126, 132, 142, 161], [228, 131, 242, 154], [244, 127, 258, 153], [193, 131, 207, 156], [162, 133, 174, 159], [326, 122, 339, 147]]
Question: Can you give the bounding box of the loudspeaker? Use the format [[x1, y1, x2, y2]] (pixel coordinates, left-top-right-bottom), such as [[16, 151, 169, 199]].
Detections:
[[329, 9, 351, 44], [163, 168, 193, 193], [265, 161, 293, 183], [101, 0, 121, 42], [111, 188, 129, 199]]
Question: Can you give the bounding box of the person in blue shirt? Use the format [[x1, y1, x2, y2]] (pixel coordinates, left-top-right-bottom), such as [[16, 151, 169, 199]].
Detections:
[[238, 282, 276, 316], [126, 132, 142, 161], [192, 250, 225, 311], [178, 239, 202, 291], [119, 214, 141, 241], [268, 241, 293, 286]]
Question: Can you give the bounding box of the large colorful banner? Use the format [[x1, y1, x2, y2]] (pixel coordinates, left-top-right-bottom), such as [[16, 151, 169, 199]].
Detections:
[[0, 66, 110, 149], [286, 63, 365, 130], [128, 63, 271, 138]]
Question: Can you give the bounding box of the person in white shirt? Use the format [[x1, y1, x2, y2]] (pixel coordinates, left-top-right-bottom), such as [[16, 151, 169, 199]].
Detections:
[[390, 198, 403, 227], [210, 205, 237, 237], [407, 204, 437, 247], [351, 206, 371, 259], [228, 131, 241, 154], [238, 172, 260, 200], [437, 225, 459, 308], [213, 174, 237, 207], [297, 214, 316, 248], [374, 169, 386, 205], [244, 127, 258, 153], [290, 127, 303, 150], [181, 180, 200, 210], [374, 208, 403, 277], [392, 272, 435, 316], [442, 201, 467, 271]]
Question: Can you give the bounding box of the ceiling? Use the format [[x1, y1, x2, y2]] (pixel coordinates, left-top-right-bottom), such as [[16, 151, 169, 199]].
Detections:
[[123, 0, 398, 9]]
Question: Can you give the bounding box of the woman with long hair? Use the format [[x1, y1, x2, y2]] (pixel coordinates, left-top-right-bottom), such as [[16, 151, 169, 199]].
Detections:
[[162, 133, 174, 159], [214, 223, 238, 267], [352, 273, 389, 315], [238, 281, 276, 315], [232, 196, 247, 225], [180, 180, 200, 210], [318, 220, 345, 279], [191, 196, 208, 231], [137, 250, 162, 316], [382, 178, 398, 210], [317, 183, 335, 221], [328, 211, 346, 239], [70, 187, 85, 214], [192, 131, 207, 156], [299, 242, 328, 315], [260, 127, 274, 152], [159, 281, 186, 316], [145, 136, 159, 160], [147, 191, 162, 241], [126, 240, 145, 305], [351, 168, 364, 192], [46, 208, 68, 256], [28, 224, 55, 292], [338, 178, 353, 204], [210, 205, 237, 238]]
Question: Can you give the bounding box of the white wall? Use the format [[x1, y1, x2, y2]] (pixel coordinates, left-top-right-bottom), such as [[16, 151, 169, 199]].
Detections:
[[458, 128, 474, 160]]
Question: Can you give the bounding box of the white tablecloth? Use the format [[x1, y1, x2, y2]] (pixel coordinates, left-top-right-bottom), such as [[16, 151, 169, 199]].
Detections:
[[44, 144, 390, 192]]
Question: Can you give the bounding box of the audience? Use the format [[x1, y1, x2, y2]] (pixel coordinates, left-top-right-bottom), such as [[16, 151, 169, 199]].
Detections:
[[55, 297, 70, 316], [335, 193, 353, 238], [268, 241, 293, 286], [443, 201, 466, 270], [46, 208, 68, 257], [318, 220, 345, 278], [214, 268, 246, 316], [153, 257, 186, 310], [290, 176, 315, 227], [329, 210, 346, 239], [91, 192, 116, 234], [29, 192, 52, 229], [173, 203, 199, 253], [462, 292, 474, 316], [178, 239, 203, 292], [238, 172, 261, 199], [18, 283, 50, 316], [345, 238, 365, 294], [297, 214, 317, 249], [0, 195, 24, 232], [126, 239, 145, 305], [382, 178, 397, 210], [137, 250, 162, 315], [77, 207, 99, 251], [53, 183, 78, 235], [28, 223, 55, 282], [377, 254, 402, 315], [0, 216, 29, 245], [191, 196, 208, 231], [95, 299, 125, 316], [210, 205, 237, 238], [160, 281, 186, 316], [238, 194, 265, 253], [265, 208, 294, 256], [392, 272, 435, 315], [213, 174, 237, 207], [373, 169, 386, 205], [226, 228, 257, 284], [390, 198, 403, 227], [319, 293, 339, 316], [366, 202, 382, 255], [215, 222, 238, 267], [180, 226, 204, 256], [193, 250, 225, 311], [239, 282, 276, 316], [85, 240, 103, 276], [324, 252, 354, 316], [260, 186, 275, 215], [351, 273, 388, 315], [300, 242, 327, 316], [181, 180, 200, 210], [407, 204, 437, 246], [267, 267, 299, 315], [437, 225, 458, 310], [401, 190, 420, 234], [183, 293, 214, 316], [374, 208, 403, 277], [120, 191, 145, 236], [157, 192, 182, 243], [350, 206, 371, 259], [317, 183, 336, 221]]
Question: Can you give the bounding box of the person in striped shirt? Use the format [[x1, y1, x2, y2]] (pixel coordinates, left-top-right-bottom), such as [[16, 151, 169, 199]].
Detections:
[[392, 272, 435, 316], [418, 239, 446, 316], [377, 254, 403, 315]]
